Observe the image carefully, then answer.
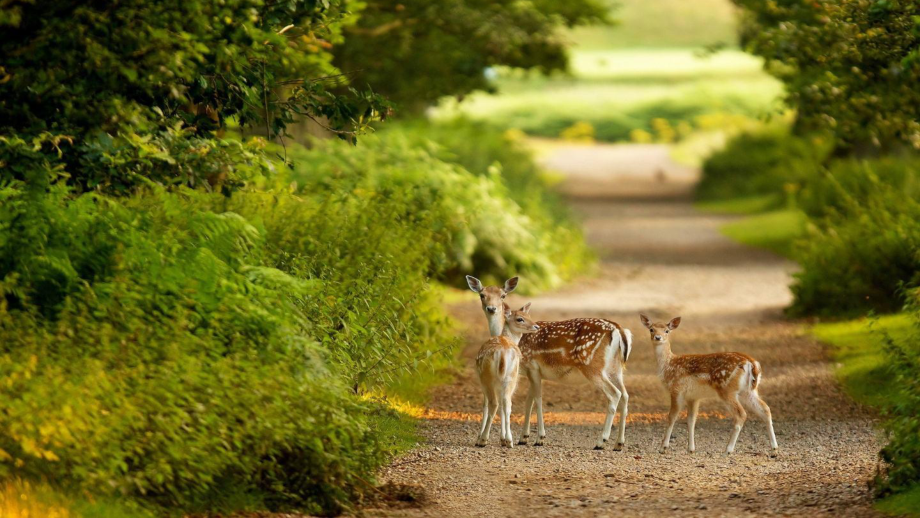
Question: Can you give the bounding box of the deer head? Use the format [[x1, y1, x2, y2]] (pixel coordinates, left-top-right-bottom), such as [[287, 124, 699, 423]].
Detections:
[[466, 275, 518, 317], [639, 314, 681, 344]]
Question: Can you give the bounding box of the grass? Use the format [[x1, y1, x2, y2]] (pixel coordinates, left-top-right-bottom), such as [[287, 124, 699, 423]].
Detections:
[[877, 484, 920, 517], [810, 314, 920, 517], [811, 314, 913, 410], [695, 194, 782, 215], [569, 0, 740, 50], [713, 208, 806, 258], [435, 0, 780, 143], [436, 49, 782, 143]]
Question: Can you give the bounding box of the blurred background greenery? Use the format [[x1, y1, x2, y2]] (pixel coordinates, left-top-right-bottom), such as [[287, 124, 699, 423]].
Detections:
[[1, 0, 919, 515]]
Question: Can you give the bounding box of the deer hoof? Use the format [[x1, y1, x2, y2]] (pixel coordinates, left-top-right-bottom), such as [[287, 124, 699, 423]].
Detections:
[[533, 437, 545, 447], [517, 440, 528, 445], [613, 443, 624, 452], [593, 445, 605, 451]]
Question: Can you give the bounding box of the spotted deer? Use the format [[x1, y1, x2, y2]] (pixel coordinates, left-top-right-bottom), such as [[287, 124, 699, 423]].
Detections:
[[639, 314, 778, 455], [475, 303, 540, 447], [466, 276, 633, 450]]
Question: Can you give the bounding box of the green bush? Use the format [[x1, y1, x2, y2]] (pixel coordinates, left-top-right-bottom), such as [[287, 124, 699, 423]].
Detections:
[[0, 118, 591, 514], [799, 157, 920, 220], [0, 182, 419, 513], [878, 300, 920, 498], [286, 121, 593, 291], [696, 128, 831, 202], [789, 158, 920, 316]]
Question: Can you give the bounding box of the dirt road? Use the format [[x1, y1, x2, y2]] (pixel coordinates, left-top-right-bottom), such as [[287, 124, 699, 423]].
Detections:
[[371, 143, 881, 517]]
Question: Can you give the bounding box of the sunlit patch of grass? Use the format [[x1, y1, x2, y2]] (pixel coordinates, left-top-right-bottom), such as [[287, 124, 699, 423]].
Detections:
[[435, 49, 783, 143], [717, 209, 806, 258], [567, 0, 740, 50], [877, 483, 920, 517], [810, 313, 913, 411], [695, 194, 782, 215]]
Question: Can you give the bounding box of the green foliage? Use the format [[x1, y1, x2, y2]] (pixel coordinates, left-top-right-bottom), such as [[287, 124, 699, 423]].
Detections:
[[788, 158, 920, 316], [877, 302, 920, 499], [0, 0, 389, 192], [334, 0, 609, 112], [0, 181, 437, 513], [284, 120, 593, 292], [696, 128, 832, 202], [0, 116, 591, 514], [733, 0, 920, 152]]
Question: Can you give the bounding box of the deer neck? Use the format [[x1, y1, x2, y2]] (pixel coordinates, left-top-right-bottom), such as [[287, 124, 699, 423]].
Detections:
[[654, 341, 675, 375], [501, 325, 523, 345], [487, 312, 504, 337]]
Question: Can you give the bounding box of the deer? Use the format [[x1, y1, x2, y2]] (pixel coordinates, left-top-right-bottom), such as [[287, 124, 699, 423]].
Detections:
[[475, 303, 540, 447], [639, 314, 778, 455], [466, 276, 633, 450]]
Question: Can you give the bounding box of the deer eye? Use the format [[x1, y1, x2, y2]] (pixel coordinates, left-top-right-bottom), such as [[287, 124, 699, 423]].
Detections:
[[479, 294, 484, 299], [501, 294, 506, 299], [666, 330, 670, 333], [517, 318, 524, 323]]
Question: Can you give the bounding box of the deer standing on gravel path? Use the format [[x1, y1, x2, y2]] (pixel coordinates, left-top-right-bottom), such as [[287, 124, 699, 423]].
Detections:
[[467, 276, 633, 450], [475, 303, 540, 447], [639, 314, 778, 455]]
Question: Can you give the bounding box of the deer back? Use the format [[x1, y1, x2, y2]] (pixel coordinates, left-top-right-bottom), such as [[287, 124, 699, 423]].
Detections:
[[519, 318, 630, 371]]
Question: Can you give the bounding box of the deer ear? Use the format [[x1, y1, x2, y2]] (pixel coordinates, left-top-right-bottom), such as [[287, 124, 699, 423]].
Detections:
[[503, 276, 519, 294], [639, 314, 652, 329], [504, 304, 513, 318], [520, 302, 532, 314], [466, 275, 483, 293], [668, 317, 682, 330]]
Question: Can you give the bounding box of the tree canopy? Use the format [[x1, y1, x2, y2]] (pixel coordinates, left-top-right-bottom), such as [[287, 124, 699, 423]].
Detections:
[[734, 0, 920, 153]]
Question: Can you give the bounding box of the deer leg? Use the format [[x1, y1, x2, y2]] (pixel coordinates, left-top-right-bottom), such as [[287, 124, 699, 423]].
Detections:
[[498, 390, 510, 448], [531, 372, 546, 446], [594, 375, 622, 450], [519, 369, 537, 444], [687, 399, 700, 453], [660, 394, 682, 452], [743, 392, 778, 453], [501, 370, 518, 448], [725, 396, 747, 454], [609, 368, 629, 450], [477, 391, 499, 447]]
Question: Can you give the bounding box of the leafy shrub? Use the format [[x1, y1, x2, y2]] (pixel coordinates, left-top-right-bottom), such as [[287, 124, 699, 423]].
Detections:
[[799, 157, 920, 220], [0, 182, 407, 513], [286, 121, 594, 291], [0, 117, 591, 514], [877, 298, 920, 497], [789, 158, 920, 316], [696, 129, 831, 202]]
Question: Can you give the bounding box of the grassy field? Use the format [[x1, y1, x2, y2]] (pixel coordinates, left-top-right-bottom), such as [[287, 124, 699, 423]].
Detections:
[[435, 0, 783, 143], [568, 0, 740, 50], [697, 196, 806, 258], [811, 315, 920, 517]]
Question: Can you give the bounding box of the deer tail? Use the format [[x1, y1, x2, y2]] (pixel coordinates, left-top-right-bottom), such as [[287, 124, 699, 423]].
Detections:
[[746, 360, 761, 391], [613, 324, 633, 364]]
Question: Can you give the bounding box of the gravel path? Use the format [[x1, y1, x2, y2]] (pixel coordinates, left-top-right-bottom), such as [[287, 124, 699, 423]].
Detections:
[[368, 143, 881, 517]]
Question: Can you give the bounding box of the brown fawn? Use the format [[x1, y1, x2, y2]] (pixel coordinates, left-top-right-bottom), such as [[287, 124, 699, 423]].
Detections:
[[475, 303, 540, 447], [467, 276, 632, 450], [639, 314, 778, 454]]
